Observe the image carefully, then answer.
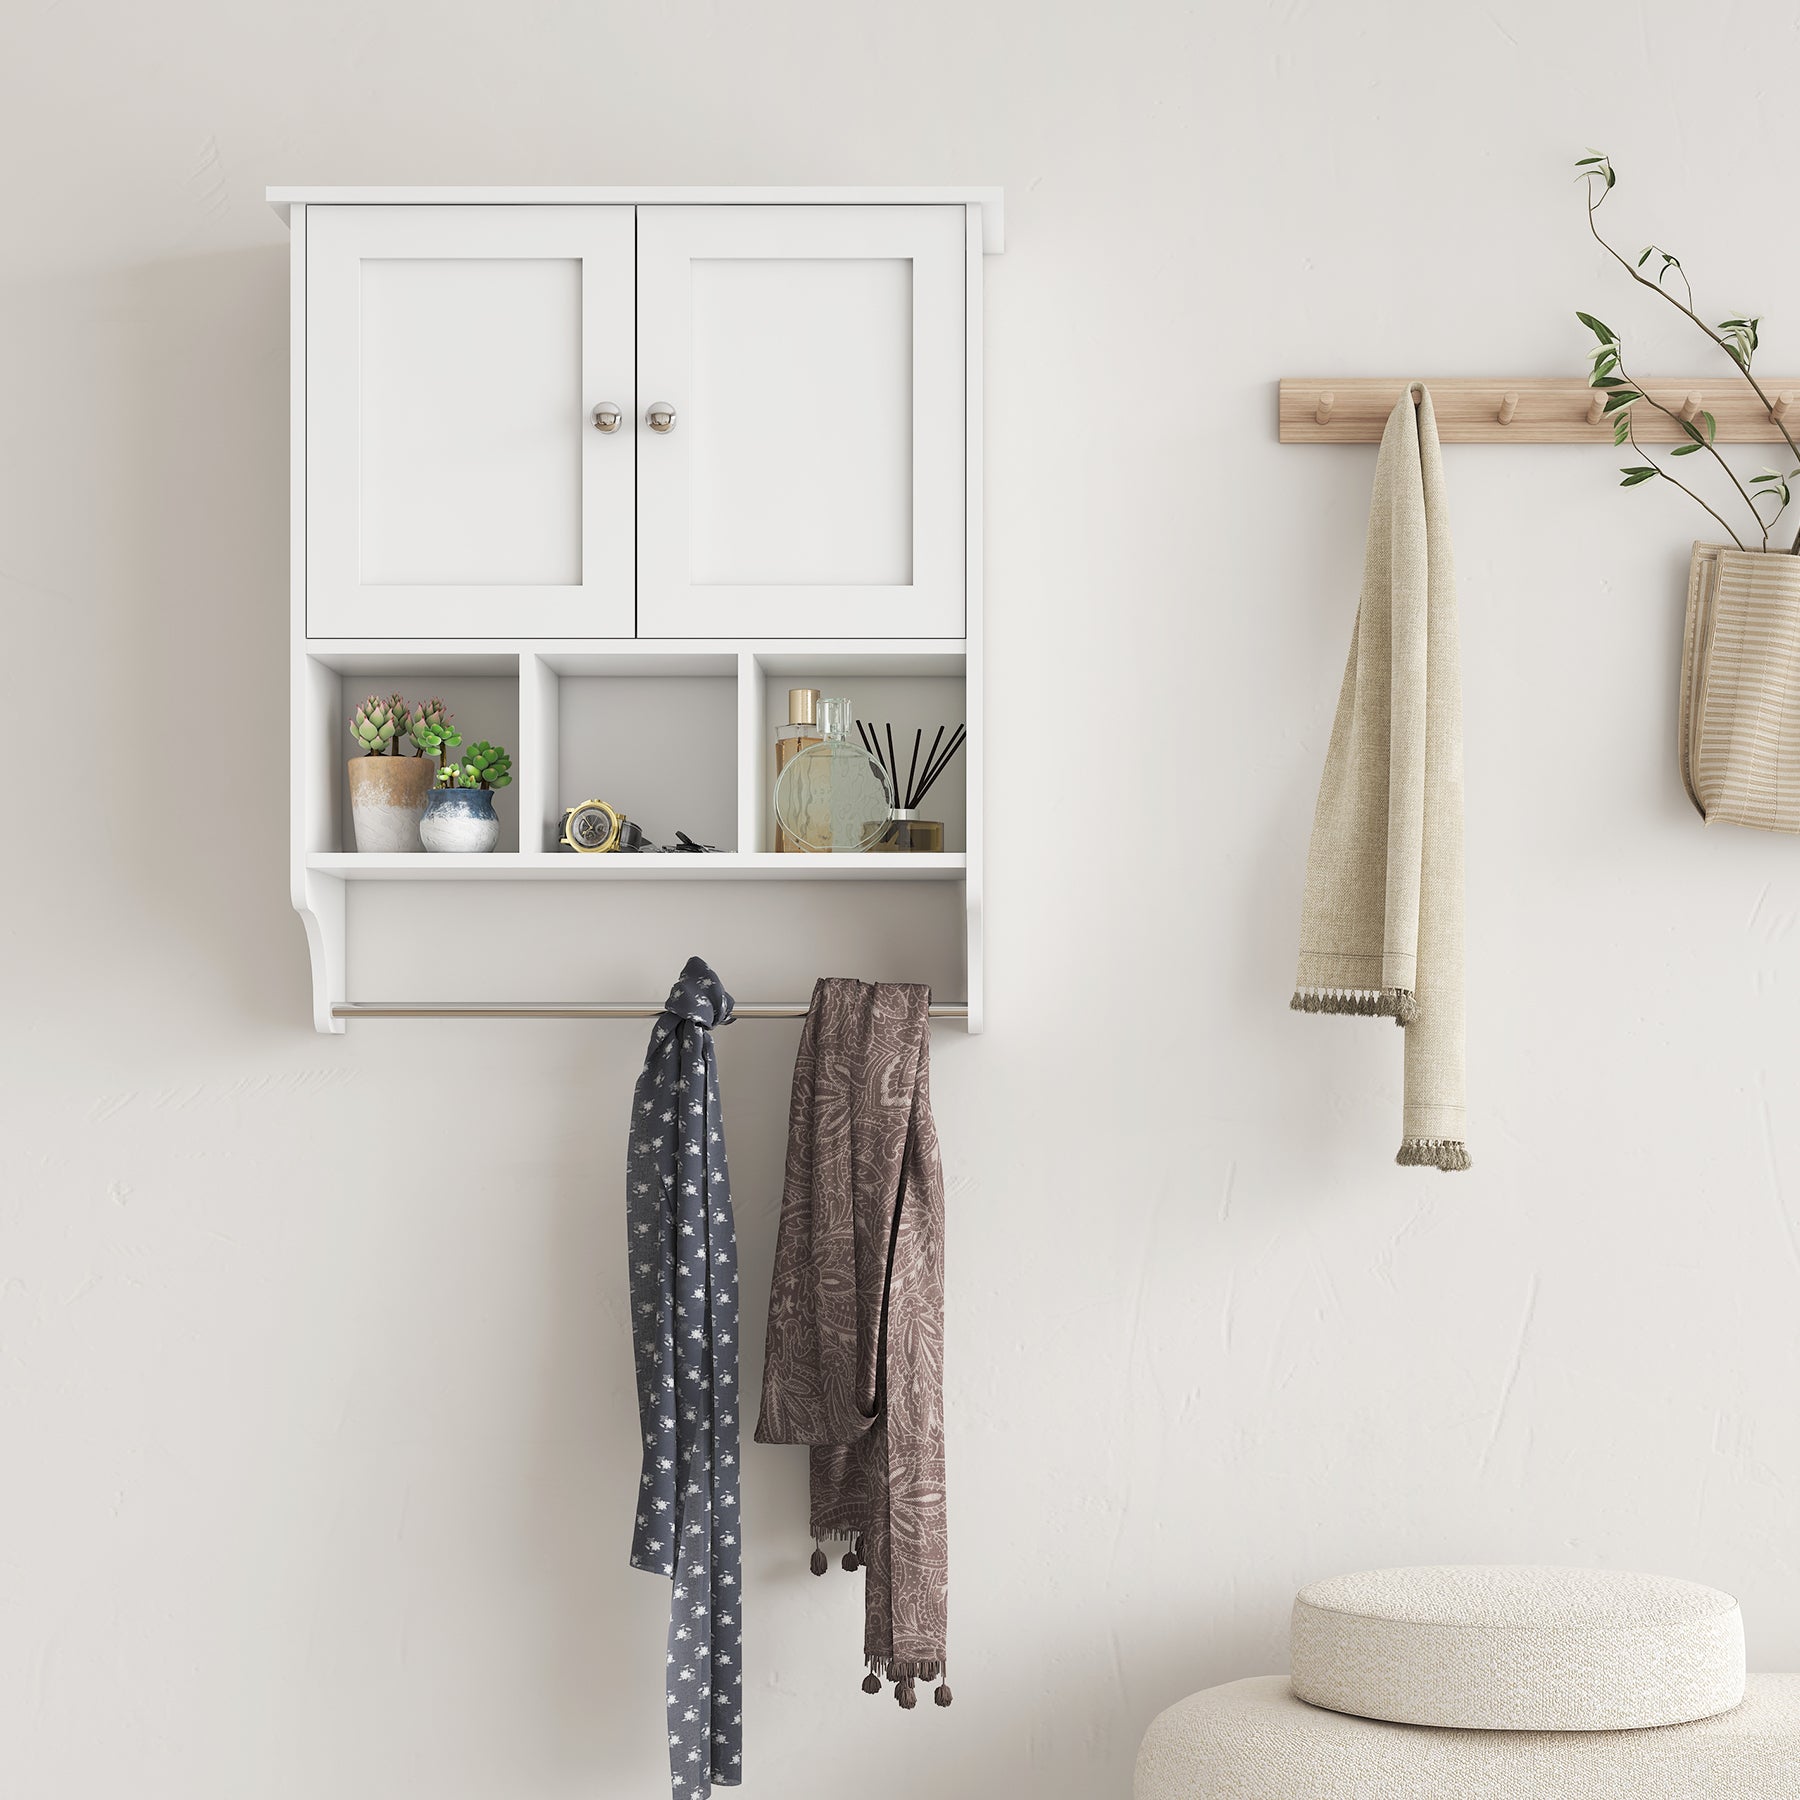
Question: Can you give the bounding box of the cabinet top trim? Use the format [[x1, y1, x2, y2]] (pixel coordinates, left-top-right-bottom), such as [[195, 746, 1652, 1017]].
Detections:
[[266, 185, 1005, 252]]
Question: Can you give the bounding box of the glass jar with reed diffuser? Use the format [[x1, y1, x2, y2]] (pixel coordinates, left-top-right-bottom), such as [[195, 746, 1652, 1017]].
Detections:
[[867, 719, 966, 853], [772, 696, 894, 853]]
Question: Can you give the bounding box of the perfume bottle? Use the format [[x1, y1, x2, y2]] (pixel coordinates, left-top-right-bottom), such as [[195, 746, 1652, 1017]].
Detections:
[[773, 696, 894, 853], [773, 688, 822, 854]]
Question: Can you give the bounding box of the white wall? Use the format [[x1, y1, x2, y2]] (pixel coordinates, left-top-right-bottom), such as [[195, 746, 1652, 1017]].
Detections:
[[6, 3, 1799, 1795]]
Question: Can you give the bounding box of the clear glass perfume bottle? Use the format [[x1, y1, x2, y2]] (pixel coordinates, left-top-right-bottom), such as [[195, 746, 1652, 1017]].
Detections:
[[772, 696, 894, 853]]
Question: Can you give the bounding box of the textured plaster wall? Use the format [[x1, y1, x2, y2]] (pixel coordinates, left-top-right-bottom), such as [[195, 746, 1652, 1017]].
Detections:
[[6, 3, 1800, 1795]]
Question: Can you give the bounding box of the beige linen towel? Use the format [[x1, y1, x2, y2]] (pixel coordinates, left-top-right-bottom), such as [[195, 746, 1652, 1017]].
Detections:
[[1291, 382, 1470, 1171]]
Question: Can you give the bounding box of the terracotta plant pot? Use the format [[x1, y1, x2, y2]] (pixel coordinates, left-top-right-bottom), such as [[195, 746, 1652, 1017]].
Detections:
[[347, 754, 432, 852], [420, 786, 501, 854], [1681, 543, 1800, 833]]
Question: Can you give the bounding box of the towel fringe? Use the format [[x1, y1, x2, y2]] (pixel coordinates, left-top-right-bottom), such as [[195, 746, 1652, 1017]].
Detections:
[[1397, 1137, 1472, 1173], [1291, 986, 1416, 1026]]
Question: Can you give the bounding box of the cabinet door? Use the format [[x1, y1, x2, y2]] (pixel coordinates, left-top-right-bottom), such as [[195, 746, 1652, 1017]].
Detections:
[[305, 206, 633, 638], [636, 206, 964, 639]]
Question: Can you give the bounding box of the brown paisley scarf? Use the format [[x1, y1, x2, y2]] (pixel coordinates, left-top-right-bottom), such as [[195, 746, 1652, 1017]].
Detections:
[[755, 978, 950, 1710]]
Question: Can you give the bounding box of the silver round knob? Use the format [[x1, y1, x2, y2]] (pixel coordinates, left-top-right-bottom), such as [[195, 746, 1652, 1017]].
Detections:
[[592, 401, 623, 434], [645, 401, 677, 434]]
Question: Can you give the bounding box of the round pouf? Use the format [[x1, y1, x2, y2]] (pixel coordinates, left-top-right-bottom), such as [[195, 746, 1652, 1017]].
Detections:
[[1134, 1675, 1800, 1800], [1290, 1566, 1745, 1731]]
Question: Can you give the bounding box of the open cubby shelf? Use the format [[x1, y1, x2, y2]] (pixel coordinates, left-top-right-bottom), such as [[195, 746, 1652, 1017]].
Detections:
[[304, 641, 967, 858], [294, 640, 981, 1027]]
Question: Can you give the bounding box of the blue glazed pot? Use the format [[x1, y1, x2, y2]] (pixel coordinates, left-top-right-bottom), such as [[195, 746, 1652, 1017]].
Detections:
[[420, 786, 500, 854]]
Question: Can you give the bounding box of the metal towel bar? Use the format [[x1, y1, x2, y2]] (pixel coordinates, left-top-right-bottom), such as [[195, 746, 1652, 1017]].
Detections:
[[332, 1000, 969, 1021]]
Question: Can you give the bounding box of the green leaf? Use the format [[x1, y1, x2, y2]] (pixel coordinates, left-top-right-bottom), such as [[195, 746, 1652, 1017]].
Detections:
[[1591, 375, 1626, 388], [1603, 391, 1642, 413], [1613, 416, 1630, 446], [1576, 155, 1607, 167], [1670, 443, 1702, 456], [1637, 245, 1653, 266], [1750, 472, 1783, 484], [1576, 311, 1616, 344], [1701, 411, 1717, 443], [1620, 469, 1658, 486], [1680, 418, 1705, 444]]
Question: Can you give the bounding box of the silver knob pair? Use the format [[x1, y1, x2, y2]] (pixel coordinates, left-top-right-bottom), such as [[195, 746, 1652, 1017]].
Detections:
[[592, 402, 677, 434]]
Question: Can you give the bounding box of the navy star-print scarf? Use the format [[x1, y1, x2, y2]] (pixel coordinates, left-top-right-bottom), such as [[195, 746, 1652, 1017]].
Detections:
[[627, 958, 743, 1796]]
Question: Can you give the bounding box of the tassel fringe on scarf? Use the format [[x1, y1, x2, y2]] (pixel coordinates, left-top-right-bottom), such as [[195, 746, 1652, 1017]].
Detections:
[[756, 978, 951, 1711], [1291, 382, 1471, 1172], [626, 959, 743, 1797]]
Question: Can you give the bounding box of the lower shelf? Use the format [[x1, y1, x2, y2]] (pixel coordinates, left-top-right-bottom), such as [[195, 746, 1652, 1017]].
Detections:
[[306, 851, 968, 881]]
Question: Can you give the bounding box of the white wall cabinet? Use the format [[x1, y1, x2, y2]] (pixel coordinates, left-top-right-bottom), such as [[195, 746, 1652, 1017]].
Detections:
[[278, 185, 999, 1034], [303, 197, 968, 640]]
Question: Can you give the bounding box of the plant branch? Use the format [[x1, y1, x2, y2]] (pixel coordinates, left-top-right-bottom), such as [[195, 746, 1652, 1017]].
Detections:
[[1585, 171, 1800, 549], [1612, 346, 1769, 548], [1627, 417, 1745, 549]]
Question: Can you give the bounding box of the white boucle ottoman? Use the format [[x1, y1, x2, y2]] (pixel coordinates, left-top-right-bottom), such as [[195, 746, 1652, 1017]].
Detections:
[[1291, 1566, 1745, 1730], [1134, 1674, 1800, 1799]]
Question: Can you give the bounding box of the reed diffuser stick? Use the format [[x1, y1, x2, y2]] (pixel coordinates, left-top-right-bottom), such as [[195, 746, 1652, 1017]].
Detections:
[[912, 724, 965, 806], [904, 729, 922, 810], [916, 725, 945, 806]]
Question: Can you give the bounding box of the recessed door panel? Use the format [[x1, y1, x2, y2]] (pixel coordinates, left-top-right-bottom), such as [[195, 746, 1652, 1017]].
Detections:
[[306, 206, 633, 637], [358, 256, 582, 586], [637, 206, 964, 638]]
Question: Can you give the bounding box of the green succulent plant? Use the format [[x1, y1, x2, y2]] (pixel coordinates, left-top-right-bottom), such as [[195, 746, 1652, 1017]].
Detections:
[[456, 741, 513, 790], [412, 719, 463, 770], [414, 694, 453, 738], [350, 693, 408, 755]]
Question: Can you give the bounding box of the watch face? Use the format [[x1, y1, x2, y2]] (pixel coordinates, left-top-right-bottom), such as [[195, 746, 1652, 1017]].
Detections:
[[566, 801, 620, 852]]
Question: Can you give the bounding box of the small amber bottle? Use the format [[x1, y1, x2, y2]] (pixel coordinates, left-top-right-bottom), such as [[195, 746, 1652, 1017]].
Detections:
[[773, 688, 822, 853]]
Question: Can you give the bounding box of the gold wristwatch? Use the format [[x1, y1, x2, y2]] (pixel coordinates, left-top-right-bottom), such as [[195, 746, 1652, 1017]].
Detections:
[[559, 799, 625, 853]]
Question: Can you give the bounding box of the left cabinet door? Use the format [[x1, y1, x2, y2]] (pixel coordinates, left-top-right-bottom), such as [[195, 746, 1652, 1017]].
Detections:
[[305, 205, 635, 638]]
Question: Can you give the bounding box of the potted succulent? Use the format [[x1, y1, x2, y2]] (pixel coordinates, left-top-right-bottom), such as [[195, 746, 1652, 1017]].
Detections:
[[1576, 152, 1800, 832], [417, 734, 513, 854], [347, 693, 434, 851]]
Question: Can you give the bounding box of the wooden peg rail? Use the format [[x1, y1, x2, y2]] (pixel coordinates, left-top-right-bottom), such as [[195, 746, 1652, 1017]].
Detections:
[[1280, 378, 1800, 445]]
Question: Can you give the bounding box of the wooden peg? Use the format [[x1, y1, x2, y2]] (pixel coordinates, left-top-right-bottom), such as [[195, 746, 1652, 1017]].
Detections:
[[1315, 391, 1335, 426], [1678, 392, 1703, 423], [1497, 392, 1519, 426], [1586, 392, 1606, 426], [1773, 394, 1793, 425]]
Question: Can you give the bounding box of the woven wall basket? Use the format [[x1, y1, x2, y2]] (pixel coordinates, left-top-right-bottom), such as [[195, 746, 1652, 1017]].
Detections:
[[1680, 543, 1800, 833]]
